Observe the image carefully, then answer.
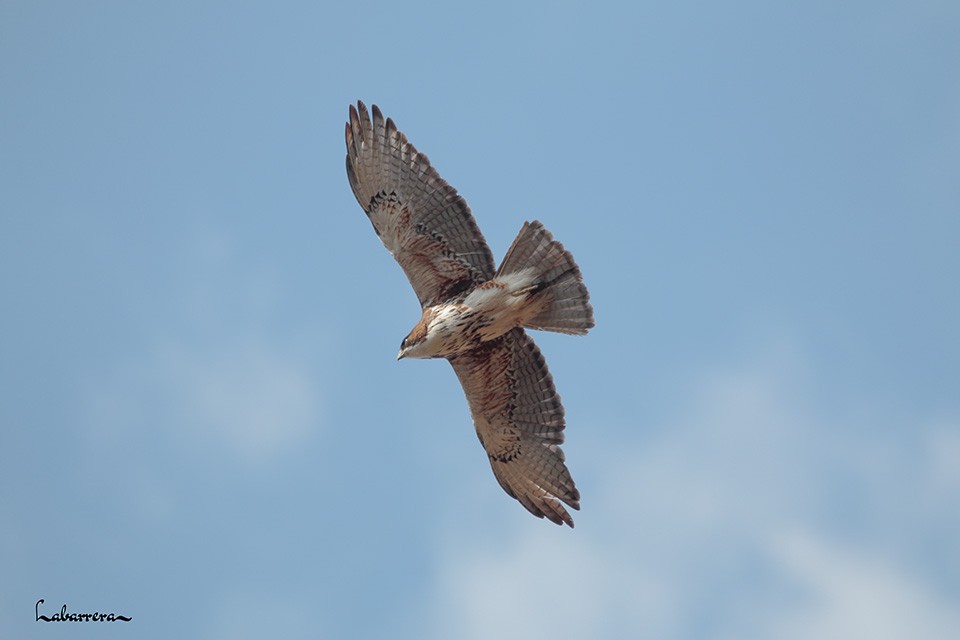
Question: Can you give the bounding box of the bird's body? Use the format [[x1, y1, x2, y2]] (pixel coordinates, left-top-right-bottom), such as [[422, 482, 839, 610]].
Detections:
[[401, 268, 552, 359], [345, 101, 594, 526]]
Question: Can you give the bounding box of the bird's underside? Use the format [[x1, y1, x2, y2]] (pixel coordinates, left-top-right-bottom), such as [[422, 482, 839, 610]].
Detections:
[[345, 100, 593, 526]]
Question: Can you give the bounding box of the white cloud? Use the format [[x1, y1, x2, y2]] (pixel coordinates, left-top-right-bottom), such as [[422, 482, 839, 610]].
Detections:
[[80, 226, 324, 467], [424, 339, 959, 639], [926, 424, 960, 496], [155, 338, 319, 462], [201, 587, 319, 640], [82, 334, 322, 468], [430, 530, 672, 640], [765, 530, 960, 640]]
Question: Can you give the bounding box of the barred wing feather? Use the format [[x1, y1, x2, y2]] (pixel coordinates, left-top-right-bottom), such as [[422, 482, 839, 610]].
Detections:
[[449, 328, 580, 527], [345, 101, 496, 307]]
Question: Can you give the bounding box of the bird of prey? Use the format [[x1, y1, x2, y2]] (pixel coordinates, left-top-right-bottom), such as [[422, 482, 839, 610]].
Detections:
[[345, 101, 594, 527]]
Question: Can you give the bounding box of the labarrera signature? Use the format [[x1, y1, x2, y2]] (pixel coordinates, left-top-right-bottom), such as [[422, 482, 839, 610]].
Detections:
[[36, 599, 132, 622]]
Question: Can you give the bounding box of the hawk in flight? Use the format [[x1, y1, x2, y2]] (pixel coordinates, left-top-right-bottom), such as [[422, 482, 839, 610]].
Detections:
[[345, 102, 594, 526]]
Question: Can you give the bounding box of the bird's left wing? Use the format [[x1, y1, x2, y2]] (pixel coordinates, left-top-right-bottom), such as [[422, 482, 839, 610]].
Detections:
[[448, 328, 581, 526], [346, 101, 496, 307]]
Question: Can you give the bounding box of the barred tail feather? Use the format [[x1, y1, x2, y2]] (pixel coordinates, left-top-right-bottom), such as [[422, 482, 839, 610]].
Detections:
[[497, 221, 594, 335]]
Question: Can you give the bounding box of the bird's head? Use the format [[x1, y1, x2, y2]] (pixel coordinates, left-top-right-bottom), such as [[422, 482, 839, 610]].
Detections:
[[397, 309, 437, 360], [397, 335, 417, 360]]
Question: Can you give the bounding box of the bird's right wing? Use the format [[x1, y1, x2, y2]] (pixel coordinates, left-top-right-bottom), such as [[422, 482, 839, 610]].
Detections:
[[345, 101, 496, 307], [448, 328, 580, 526]]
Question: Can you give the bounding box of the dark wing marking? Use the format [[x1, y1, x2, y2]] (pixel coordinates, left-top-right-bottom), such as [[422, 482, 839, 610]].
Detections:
[[448, 328, 580, 526], [346, 101, 496, 307]]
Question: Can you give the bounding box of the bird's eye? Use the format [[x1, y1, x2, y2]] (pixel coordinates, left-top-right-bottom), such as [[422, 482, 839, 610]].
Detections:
[[400, 338, 407, 349]]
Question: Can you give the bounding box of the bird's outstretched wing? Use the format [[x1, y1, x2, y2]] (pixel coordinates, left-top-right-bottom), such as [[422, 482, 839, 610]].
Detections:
[[448, 328, 581, 526], [346, 101, 496, 307]]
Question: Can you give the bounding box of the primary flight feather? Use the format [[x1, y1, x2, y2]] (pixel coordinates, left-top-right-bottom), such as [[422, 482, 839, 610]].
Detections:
[[345, 101, 594, 526]]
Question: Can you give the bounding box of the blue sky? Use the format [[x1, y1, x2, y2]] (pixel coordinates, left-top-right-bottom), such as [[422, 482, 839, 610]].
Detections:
[[2, 1, 958, 638]]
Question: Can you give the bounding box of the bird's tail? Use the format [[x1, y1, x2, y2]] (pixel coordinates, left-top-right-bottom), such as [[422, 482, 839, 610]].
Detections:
[[496, 221, 594, 335]]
